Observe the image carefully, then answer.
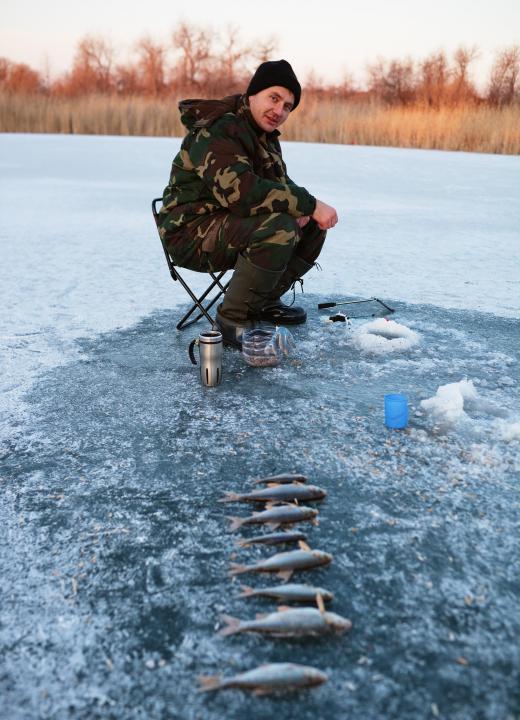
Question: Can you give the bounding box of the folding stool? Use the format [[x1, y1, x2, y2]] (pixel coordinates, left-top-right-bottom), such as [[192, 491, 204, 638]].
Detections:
[[152, 198, 230, 331]]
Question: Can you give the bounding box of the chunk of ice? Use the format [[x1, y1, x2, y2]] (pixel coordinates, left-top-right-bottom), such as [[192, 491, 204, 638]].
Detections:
[[420, 379, 478, 423]]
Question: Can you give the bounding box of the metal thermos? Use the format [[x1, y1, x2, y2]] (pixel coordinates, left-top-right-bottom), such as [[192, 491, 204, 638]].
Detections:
[[188, 330, 223, 387]]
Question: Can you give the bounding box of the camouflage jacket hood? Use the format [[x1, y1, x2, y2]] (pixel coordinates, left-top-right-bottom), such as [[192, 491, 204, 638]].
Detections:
[[178, 94, 247, 130], [159, 93, 315, 236]]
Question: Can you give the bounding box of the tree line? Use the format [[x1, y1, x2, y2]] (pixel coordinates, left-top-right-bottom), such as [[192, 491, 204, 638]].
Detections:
[[1, 23, 519, 107]]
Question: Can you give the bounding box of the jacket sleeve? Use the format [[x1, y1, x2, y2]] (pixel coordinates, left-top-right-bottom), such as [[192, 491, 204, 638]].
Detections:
[[189, 121, 316, 218]]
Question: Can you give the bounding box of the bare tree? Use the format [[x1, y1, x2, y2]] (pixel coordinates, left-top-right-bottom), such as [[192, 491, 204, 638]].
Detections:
[[487, 45, 520, 106], [416, 51, 450, 107], [218, 25, 250, 90], [61, 35, 115, 95], [367, 57, 416, 104], [0, 57, 42, 93], [135, 37, 167, 96], [451, 45, 479, 104], [172, 22, 213, 91], [252, 37, 278, 64]]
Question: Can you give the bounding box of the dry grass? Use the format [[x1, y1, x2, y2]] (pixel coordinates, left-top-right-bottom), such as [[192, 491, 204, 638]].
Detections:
[[285, 97, 520, 154], [1, 92, 519, 154]]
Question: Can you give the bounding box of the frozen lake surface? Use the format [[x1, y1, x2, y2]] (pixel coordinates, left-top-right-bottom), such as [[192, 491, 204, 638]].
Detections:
[[1, 134, 519, 719]]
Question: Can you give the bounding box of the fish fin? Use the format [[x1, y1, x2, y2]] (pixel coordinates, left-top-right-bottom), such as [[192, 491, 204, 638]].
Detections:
[[229, 562, 250, 577], [265, 502, 275, 510], [298, 540, 312, 551], [218, 491, 241, 503], [253, 687, 273, 696], [266, 522, 280, 530], [266, 482, 281, 488], [235, 538, 248, 548], [198, 675, 222, 692], [218, 614, 242, 637], [277, 569, 293, 582], [316, 593, 326, 614], [227, 516, 245, 533], [237, 584, 255, 598], [277, 605, 291, 612], [311, 517, 320, 526]]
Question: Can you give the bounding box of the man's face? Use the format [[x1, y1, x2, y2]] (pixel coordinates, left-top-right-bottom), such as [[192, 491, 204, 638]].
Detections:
[[248, 86, 295, 132]]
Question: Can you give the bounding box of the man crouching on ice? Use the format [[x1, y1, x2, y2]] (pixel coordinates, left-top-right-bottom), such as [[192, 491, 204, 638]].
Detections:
[[158, 59, 339, 348]]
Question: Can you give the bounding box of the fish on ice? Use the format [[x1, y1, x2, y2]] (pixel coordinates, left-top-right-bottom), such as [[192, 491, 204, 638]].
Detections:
[[220, 483, 326, 504], [227, 503, 319, 532], [236, 530, 308, 548], [251, 473, 308, 485], [239, 583, 334, 604], [198, 662, 327, 694], [218, 606, 352, 638], [229, 542, 332, 581]]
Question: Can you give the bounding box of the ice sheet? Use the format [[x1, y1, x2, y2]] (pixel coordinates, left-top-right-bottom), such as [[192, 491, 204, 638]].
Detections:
[[1, 134, 519, 720]]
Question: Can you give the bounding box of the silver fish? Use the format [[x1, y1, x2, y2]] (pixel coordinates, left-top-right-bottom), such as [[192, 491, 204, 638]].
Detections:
[[227, 504, 319, 533], [236, 530, 307, 548], [229, 546, 332, 581], [198, 662, 327, 694], [220, 483, 326, 504], [219, 607, 352, 638], [251, 473, 308, 485], [239, 583, 334, 604]]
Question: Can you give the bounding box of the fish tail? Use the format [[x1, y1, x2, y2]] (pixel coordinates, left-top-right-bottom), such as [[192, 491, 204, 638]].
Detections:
[[237, 584, 255, 598], [218, 491, 241, 503], [218, 614, 242, 637], [235, 537, 249, 548], [198, 675, 222, 692], [227, 516, 245, 532], [228, 562, 250, 577]]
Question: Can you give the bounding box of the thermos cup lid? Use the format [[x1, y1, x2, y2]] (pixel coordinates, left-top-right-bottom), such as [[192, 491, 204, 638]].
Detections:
[[199, 330, 223, 344]]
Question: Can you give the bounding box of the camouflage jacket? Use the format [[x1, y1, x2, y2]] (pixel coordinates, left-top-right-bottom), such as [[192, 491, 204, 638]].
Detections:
[[159, 94, 316, 234]]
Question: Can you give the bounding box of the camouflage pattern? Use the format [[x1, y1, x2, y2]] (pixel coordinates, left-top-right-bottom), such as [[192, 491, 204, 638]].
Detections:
[[167, 212, 326, 273], [159, 94, 318, 272]]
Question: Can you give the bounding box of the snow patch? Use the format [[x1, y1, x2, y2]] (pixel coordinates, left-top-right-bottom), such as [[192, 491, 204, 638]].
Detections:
[[494, 420, 520, 442], [352, 319, 420, 354], [420, 379, 478, 423]]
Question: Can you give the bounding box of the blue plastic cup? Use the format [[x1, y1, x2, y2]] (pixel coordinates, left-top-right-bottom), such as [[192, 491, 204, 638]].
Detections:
[[384, 393, 409, 429]]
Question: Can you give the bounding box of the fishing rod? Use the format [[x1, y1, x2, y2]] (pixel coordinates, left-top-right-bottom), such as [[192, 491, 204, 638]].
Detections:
[[318, 297, 395, 313]]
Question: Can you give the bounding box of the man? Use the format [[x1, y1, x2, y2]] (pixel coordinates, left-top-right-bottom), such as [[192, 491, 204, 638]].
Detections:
[[158, 59, 338, 347]]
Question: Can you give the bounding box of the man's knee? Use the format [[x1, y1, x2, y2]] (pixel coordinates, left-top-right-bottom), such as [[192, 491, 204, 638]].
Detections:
[[246, 212, 300, 270]]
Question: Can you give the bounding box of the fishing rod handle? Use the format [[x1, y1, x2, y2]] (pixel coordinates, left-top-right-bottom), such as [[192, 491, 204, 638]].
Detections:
[[318, 302, 336, 309]]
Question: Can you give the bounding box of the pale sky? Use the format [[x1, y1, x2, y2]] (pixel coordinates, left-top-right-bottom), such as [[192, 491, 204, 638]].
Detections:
[[1, 0, 519, 88]]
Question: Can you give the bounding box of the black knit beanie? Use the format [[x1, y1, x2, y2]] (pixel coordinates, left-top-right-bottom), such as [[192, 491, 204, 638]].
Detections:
[[246, 59, 301, 110]]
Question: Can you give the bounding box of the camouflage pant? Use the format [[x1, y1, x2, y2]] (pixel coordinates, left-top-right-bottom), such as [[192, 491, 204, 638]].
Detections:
[[163, 211, 326, 272]]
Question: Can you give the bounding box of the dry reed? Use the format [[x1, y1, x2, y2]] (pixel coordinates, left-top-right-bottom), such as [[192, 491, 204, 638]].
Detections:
[[1, 92, 519, 154]]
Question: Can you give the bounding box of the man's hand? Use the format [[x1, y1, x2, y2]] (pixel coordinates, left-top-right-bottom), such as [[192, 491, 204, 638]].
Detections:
[[312, 199, 338, 230], [296, 216, 311, 229]]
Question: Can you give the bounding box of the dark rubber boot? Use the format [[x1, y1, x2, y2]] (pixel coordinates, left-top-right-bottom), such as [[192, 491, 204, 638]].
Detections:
[[254, 256, 314, 325], [214, 254, 284, 349]]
